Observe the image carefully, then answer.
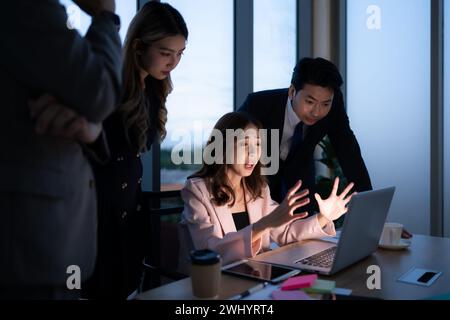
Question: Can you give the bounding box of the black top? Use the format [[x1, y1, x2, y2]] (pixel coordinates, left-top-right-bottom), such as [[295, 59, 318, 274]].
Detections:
[[83, 76, 161, 299], [232, 211, 250, 231]]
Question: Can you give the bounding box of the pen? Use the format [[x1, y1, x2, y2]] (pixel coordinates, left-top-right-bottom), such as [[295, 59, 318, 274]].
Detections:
[[229, 282, 269, 300]]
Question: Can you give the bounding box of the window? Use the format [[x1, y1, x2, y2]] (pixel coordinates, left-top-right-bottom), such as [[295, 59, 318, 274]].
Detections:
[[253, 0, 296, 91], [347, 0, 430, 234], [159, 0, 234, 190], [59, 0, 136, 43]]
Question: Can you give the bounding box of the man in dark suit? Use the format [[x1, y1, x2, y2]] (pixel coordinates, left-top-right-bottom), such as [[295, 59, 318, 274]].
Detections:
[[0, 0, 121, 299], [239, 57, 372, 212]]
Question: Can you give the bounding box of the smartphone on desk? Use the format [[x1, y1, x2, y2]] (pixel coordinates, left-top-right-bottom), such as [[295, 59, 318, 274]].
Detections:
[[222, 259, 300, 284]]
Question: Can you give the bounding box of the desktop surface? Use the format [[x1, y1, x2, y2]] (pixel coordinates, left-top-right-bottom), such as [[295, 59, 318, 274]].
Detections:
[[137, 235, 450, 300]]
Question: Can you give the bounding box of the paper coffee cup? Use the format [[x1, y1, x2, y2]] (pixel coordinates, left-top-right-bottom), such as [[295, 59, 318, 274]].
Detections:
[[190, 249, 221, 299]]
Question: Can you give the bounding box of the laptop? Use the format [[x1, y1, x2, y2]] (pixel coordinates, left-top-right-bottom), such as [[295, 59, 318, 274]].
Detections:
[[251, 187, 395, 275]]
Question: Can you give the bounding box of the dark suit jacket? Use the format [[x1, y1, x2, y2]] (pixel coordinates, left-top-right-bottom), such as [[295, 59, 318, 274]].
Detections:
[[239, 88, 372, 209], [0, 0, 121, 286]]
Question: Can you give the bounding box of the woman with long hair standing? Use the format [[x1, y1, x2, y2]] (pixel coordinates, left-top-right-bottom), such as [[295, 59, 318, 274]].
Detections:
[[84, 2, 188, 299]]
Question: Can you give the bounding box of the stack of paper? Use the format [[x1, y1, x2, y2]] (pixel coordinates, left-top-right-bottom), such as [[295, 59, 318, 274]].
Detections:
[[272, 290, 311, 300], [280, 274, 318, 290], [303, 279, 336, 294], [271, 274, 338, 300]]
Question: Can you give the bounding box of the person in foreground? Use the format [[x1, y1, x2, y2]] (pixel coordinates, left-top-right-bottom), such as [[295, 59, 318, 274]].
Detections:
[[180, 112, 355, 267], [25, 2, 188, 298], [0, 0, 121, 299]]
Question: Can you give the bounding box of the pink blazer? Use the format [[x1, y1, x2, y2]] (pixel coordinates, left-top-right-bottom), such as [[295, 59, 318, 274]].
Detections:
[[181, 177, 336, 266]]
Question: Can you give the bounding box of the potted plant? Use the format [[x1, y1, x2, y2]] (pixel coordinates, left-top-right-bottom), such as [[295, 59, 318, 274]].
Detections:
[[315, 136, 348, 229]]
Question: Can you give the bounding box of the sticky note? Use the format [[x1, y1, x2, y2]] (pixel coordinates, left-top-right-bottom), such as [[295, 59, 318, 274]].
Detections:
[[272, 290, 311, 300], [332, 287, 352, 296], [281, 274, 318, 290], [303, 279, 335, 294]]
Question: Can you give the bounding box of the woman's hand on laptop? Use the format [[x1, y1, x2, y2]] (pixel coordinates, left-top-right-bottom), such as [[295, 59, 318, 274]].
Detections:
[[315, 177, 356, 223]]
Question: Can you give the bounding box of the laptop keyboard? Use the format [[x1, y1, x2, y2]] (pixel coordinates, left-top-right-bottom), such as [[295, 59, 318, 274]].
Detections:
[[295, 246, 337, 268]]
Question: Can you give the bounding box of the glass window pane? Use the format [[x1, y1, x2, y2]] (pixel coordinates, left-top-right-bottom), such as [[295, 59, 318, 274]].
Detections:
[[253, 0, 296, 91], [347, 0, 430, 234], [160, 0, 234, 190], [59, 0, 136, 43], [444, 1, 450, 236]]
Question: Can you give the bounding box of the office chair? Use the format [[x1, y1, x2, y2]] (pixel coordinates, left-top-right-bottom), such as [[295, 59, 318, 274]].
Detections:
[[140, 190, 188, 291]]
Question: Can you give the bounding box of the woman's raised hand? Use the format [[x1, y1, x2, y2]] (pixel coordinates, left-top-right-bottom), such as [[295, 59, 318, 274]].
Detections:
[[252, 180, 310, 242], [266, 180, 310, 229], [315, 177, 355, 222]]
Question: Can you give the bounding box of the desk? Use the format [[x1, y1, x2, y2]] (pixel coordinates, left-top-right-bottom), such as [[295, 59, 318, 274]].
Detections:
[[326, 234, 450, 299], [137, 235, 450, 300]]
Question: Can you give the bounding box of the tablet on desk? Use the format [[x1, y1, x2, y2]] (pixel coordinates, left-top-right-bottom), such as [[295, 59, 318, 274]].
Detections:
[[222, 259, 300, 283]]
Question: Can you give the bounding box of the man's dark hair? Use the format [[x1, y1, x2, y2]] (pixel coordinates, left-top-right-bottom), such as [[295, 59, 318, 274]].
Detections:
[[291, 57, 343, 92]]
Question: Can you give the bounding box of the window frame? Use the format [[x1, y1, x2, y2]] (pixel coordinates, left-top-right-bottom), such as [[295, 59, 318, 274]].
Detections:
[[141, 0, 311, 192]]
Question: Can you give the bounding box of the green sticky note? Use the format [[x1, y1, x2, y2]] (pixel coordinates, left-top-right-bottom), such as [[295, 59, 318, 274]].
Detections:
[[302, 279, 335, 294]]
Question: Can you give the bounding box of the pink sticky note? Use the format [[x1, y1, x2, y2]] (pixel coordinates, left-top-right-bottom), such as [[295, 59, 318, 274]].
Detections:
[[280, 274, 318, 291], [272, 290, 311, 300]]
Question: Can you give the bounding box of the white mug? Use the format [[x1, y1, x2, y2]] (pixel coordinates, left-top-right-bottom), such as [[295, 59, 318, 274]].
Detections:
[[379, 222, 403, 246]]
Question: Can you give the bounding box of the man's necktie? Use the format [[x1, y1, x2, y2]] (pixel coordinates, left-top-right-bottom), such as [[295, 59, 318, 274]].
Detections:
[[286, 121, 304, 161], [281, 122, 304, 199]]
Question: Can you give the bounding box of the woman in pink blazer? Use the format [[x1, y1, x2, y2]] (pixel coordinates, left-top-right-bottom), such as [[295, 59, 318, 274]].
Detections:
[[181, 112, 355, 267]]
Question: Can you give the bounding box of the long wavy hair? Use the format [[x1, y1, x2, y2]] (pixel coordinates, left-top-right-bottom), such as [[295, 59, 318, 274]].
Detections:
[[190, 112, 267, 207], [120, 1, 188, 151]]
